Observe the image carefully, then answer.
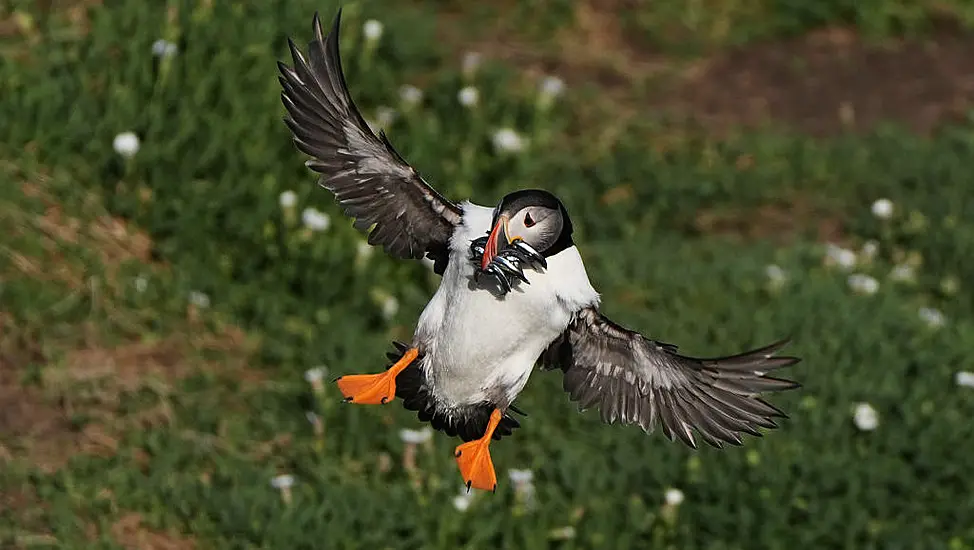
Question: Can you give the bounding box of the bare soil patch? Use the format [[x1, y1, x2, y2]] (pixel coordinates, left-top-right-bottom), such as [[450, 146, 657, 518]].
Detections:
[[660, 25, 974, 136], [444, 3, 974, 136], [1, 167, 260, 474], [110, 513, 197, 550]]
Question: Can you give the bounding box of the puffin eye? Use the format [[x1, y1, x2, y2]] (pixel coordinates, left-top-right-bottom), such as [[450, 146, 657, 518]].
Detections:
[[523, 211, 535, 227]]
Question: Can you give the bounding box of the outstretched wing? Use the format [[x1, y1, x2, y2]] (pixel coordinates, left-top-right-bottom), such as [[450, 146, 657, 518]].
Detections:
[[541, 307, 801, 448], [278, 10, 463, 274]]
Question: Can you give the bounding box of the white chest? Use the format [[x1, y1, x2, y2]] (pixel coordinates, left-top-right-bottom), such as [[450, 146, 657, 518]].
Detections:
[[413, 202, 599, 408]]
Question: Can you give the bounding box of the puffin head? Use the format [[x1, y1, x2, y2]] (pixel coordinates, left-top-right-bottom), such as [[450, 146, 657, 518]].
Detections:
[[480, 189, 574, 270]]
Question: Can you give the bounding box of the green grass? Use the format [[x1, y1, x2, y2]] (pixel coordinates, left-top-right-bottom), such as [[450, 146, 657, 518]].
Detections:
[[2, 1, 974, 548]]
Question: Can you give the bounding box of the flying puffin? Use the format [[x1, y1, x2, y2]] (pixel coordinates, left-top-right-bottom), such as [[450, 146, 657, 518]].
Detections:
[[278, 10, 801, 492]]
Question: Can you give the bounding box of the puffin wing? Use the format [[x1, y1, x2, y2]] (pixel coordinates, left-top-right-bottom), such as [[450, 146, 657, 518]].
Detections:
[[279, 11, 463, 274], [541, 307, 801, 448]]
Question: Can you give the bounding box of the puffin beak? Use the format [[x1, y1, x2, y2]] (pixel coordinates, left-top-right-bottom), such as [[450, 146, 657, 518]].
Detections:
[[481, 215, 511, 270]]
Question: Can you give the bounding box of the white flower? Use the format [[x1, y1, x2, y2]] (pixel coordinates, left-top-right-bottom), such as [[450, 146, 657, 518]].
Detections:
[[889, 264, 915, 282], [458, 86, 479, 108], [133, 275, 148, 294], [279, 190, 297, 209], [860, 240, 879, 260], [375, 106, 396, 127], [918, 307, 946, 328], [151, 39, 178, 58], [765, 264, 787, 286], [356, 240, 374, 262], [362, 19, 383, 42], [112, 132, 140, 158], [461, 52, 482, 77], [548, 526, 577, 540], [955, 371, 974, 388], [871, 198, 894, 219], [664, 488, 684, 506], [399, 85, 423, 107], [301, 208, 330, 232], [399, 428, 433, 445], [381, 295, 399, 320], [539, 76, 565, 101], [492, 128, 526, 153], [847, 273, 879, 295], [188, 291, 210, 308], [508, 468, 534, 485], [853, 403, 879, 431], [304, 366, 328, 384], [453, 492, 474, 512], [270, 474, 294, 489], [825, 244, 857, 270]]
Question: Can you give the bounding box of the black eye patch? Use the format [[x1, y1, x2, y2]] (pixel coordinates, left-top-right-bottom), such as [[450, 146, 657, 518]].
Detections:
[[524, 211, 535, 227]]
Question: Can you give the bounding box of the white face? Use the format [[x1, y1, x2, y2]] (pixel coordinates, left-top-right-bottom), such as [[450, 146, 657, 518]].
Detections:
[[504, 205, 564, 253]]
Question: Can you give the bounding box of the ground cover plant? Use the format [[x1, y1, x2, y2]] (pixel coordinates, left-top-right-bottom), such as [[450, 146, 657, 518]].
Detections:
[[2, 0, 974, 548]]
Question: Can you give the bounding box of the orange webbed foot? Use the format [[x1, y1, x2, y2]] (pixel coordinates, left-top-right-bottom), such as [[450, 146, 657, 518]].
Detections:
[[335, 348, 418, 405], [454, 409, 502, 492]]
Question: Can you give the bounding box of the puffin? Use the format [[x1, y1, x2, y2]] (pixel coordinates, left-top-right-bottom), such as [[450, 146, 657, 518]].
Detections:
[[278, 10, 801, 492]]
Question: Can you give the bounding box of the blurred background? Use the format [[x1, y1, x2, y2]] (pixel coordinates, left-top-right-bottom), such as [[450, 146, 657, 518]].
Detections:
[[2, 0, 974, 548]]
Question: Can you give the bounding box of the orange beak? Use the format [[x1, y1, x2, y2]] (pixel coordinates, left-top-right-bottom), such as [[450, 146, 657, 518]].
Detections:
[[481, 215, 510, 270]]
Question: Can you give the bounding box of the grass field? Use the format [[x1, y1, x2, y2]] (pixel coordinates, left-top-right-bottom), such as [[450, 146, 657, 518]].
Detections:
[[3, 0, 974, 548]]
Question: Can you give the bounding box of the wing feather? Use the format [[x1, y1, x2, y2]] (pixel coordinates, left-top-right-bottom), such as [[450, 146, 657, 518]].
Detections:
[[541, 307, 801, 448], [279, 11, 462, 274]]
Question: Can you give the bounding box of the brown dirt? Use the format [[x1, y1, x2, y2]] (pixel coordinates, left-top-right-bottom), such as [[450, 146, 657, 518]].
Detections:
[[1, 166, 260, 475], [110, 513, 197, 550], [445, 2, 974, 137], [693, 195, 847, 245], [660, 25, 974, 136]]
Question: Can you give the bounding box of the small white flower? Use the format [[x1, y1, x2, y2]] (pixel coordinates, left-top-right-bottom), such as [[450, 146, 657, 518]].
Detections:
[[765, 264, 787, 286], [871, 198, 894, 220], [270, 474, 294, 489], [399, 85, 423, 107], [453, 492, 474, 512], [853, 402, 879, 431], [458, 86, 479, 108], [539, 76, 565, 101], [362, 19, 383, 42], [188, 291, 210, 308], [399, 428, 433, 445], [133, 275, 148, 294], [279, 190, 297, 209], [492, 128, 526, 153], [461, 52, 482, 77], [955, 371, 974, 388], [548, 526, 577, 541], [112, 132, 140, 158], [304, 366, 328, 384], [860, 240, 879, 260], [301, 208, 330, 232], [381, 295, 399, 320], [664, 488, 685, 506], [151, 38, 178, 58], [825, 244, 857, 270], [918, 307, 946, 328], [376, 106, 396, 128], [889, 264, 915, 282], [847, 273, 879, 295], [508, 468, 534, 485], [356, 240, 374, 262]]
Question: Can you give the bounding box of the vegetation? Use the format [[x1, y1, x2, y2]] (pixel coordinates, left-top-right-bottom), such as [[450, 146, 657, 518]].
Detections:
[[2, 0, 973, 548]]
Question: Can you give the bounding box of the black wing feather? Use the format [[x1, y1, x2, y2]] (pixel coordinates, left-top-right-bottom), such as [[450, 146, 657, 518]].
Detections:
[[541, 307, 801, 449], [279, 11, 462, 274]]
